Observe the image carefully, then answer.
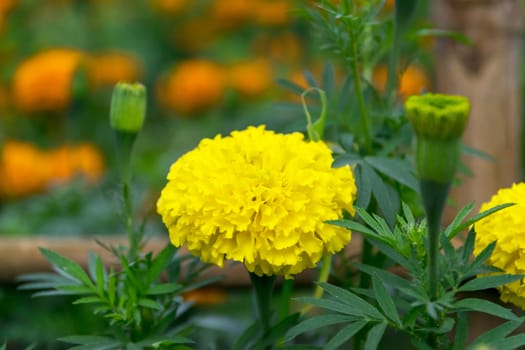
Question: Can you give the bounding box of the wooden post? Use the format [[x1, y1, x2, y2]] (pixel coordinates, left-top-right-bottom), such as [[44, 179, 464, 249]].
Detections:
[[432, 0, 523, 218]]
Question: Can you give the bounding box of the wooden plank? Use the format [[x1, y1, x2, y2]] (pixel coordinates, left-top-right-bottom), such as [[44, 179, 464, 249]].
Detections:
[[432, 0, 523, 219]]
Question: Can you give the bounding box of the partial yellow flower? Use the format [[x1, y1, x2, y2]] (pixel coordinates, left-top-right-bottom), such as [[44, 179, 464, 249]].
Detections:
[[12, 48, 85, 113], [474, 183, 525, 309], [157, 125, 357, 278]]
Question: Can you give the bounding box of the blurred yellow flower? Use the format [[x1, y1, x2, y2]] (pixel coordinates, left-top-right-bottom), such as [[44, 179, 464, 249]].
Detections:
[[157, 59, 226, 115], [372, 64, 430, 100], [474, 183, 525, 309], [0, 140, 51, 197], [12, 48, 85, 113], [227, 59, 273, 97], [87, 52, 142, 88], [157, 125, 357, 278]]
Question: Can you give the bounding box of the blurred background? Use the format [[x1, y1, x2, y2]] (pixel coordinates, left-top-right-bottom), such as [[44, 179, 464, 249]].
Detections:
[[2, 0, 522, 348]]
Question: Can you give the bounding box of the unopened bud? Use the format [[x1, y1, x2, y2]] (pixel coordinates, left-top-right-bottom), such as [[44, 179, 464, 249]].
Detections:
[[110, 82, 146, 133]]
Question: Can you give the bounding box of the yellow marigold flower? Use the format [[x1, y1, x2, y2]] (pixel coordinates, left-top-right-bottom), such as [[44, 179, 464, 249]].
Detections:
[[474, 183, 525, 309], [227, 59, 273, 97], [157, 125, 357, 278], [157, 59, 226, 115], [12, 48, 85, 113], [87, 52, 142, 88], [0, 140, 51, 197]]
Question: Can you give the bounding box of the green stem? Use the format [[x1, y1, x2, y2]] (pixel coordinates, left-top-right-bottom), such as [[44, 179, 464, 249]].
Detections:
[[249, 273, 276, 338], [349, 37, 372, 154], [300, 254, 332, 315], [420, 180, 450, 299]]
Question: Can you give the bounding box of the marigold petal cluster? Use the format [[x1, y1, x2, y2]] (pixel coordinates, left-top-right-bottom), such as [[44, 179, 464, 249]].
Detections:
[[474, 182, 525, 309], [157, 125, 357, 278]]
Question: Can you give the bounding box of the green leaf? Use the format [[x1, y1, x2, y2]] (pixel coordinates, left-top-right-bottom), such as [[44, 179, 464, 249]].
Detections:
[[355, 162, 372, 209], [455, 298, 519, 320], [458, 274, 523, 292], [146, 283, 182, 296], [452, 312, 468, 350], [39, 248, 95, 290], [413, 28, 472, 46], [364, 322, 387, 350], [59, 335, 121, 350], [488, 334, 525, 350], [372, 277, 401, 326], [463, 242, 496, 278], [448, 203, 514, 239], [365, 164, 399, 227], [467, 319, 523, 350], [364, 156, 418, 192], [329, 219, 379, 239], [320, 283, 384, 320], [252, 313, 300, 350], [285, 314, 356, 342], [325, 321, 367, 350], [443, 202, 475, 238], [147, 244, 177, 284], [73, 296, 105, 305], [138, 298, 162, 310], [461, 228, 476, 263], [276, 78, 305, 95], [231, 320, 259, 350]]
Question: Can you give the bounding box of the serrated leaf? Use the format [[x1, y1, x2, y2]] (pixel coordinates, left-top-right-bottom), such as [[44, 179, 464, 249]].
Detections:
[[455, 298, 518, 320], [39, 248, 95, 290], [329, 219, 379, 239], [364, 156, 418, 191], [463, 242, 496, 278], [364, 322, 387, 350], [325, 321, 367, 350], [459, 274, 523, 292], [320, 283, 384, 320], [285, 314, 356, 341], [443, 202, 475, 238], [372, 277, 401, 326], [146, 283, 182, 295]]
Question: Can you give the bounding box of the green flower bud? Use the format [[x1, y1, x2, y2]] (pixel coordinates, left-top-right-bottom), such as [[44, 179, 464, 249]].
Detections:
[[405, 93, 470, 183], [110, 82, 146, 133]]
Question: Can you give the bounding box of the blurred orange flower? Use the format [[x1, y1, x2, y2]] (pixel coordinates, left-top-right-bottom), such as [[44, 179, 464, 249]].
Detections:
[[87, 52, 142, 88], [209, 0, 252, 28], [157, 59, 226, 115], [372, 64, 430, 100], [227, 59, 273, 98], [12, 48, 85, 113], [49, 143, 104, 185], [0, 140, 51, 197], [252, 32, 302, 63], [253, 1, 292, 26], [149, 0, 188, 15], [0, 141, 104, 197], [182, 288, 226, 306]]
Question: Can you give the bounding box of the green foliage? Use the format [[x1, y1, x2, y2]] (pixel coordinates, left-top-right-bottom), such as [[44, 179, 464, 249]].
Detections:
[[289, 203, 525, 349], [17, 243, 219, 349]]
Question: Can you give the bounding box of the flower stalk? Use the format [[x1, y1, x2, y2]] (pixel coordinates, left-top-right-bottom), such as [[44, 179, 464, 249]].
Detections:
[[109, 82, 147, 260], [405, 93, 470, 299], [249, 273, 276, 338]]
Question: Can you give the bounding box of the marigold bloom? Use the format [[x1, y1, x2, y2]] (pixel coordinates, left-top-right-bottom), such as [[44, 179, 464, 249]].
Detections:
[[149, 0, 188, 15], [372, 64, 429, 100], [253, 1, 292, 26], [0, 140, 51, 197], [227, 59, 273, 97], [12, 48, 85, 113], [474, 183, 525, 309], [49, 143, 104, 184], [157, 125, 357, 278], [87, 52, 142, 88], [157, 59, 226, 115]]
